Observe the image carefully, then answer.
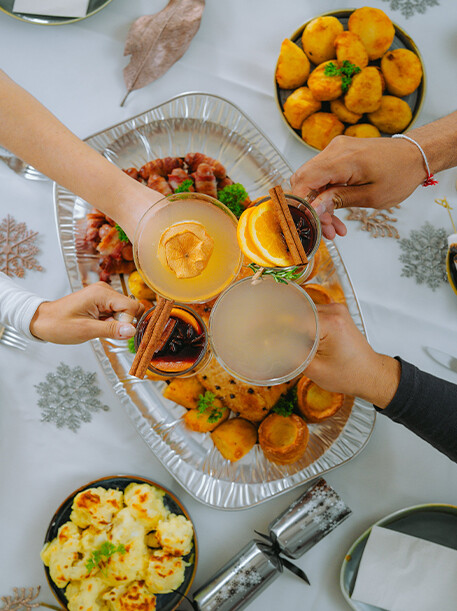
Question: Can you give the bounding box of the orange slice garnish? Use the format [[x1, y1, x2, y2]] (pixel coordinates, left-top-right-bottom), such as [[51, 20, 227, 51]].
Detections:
[[158, 221, 214, 279], [236, 208, 273, 266], [248, 201, 294, 267], [170, 307, 202, 334]]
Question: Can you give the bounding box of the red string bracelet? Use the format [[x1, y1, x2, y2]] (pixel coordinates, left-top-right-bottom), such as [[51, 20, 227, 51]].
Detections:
[[392, 134, 438, 187]]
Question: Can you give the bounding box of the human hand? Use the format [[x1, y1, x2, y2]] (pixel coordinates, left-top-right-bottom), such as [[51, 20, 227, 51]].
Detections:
[[304, 303, 401, 408], [30, 282, 144, 344], [290, 135, 426, 239]]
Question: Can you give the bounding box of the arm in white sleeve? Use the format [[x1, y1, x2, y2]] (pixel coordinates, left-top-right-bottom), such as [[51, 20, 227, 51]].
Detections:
[[0, 272, 47, 341]]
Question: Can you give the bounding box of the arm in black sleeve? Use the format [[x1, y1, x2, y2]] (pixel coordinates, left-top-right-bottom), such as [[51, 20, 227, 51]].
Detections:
[[375, 357, 457, 462]]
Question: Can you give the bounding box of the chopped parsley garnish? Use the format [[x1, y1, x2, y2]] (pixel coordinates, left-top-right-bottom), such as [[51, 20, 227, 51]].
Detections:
[[273, 386, 298, 417], [247, 263, 302, 284], [127, 336, 136, 354], [324, 60, 361, 92], [217, 183, 249, 219], [86, 542, 126, 574], [197, 390, 224, 423], [115, 224, 129, 243], [174, 178, 194, 193]]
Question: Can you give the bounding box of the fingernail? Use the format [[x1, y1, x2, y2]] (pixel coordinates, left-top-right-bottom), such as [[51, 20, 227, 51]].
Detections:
[[119, 324, 135, 338], [114, 312, 134, 323]]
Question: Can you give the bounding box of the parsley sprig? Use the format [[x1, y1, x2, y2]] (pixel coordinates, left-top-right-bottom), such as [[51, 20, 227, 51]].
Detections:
[[197, 391, 224, 423], [174, 178, 194, 193], [217, 183, 249, 219], [247, 263, 302, 284], [273, 386, 298, 417], [115, 224, 129, 243], [127, 336, 136, 354], [86, 542, 126, 575], [324, 60, 361, 92]]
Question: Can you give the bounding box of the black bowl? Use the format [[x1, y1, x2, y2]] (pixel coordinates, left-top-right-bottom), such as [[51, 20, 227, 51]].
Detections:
[[43, 475, 198, 610]]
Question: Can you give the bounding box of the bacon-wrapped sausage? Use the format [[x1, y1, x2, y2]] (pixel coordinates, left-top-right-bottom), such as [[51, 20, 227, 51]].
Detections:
[[185, 153, 226, 179], [192, 163, 218, 198], [147, 173, 173, 195], [139, 157, 183, 179], [168, 167, 194, 192]]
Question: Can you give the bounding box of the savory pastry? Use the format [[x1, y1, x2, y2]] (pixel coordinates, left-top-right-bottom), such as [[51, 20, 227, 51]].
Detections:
[[183, 403, 229, 433], [329, 98, 362, 125], [283, 86, 321, 130], [197, 357, 291, 422], [128, 271, 155, 301], [296, 377, 344, 422], [303, 283, 333, 305], [211, 417, 257, 462], [344, 66, 383, 114], [276, 39, 311, 89], [301, 16, 343, 65], [344, 123, 381, 138], [348, 7, 395, 60], [381, 48, 422, 96], [163, 377, 206, 410], [334, 31, 369, 69], [301, 112, 344, 150], [70, 487, 123, 530], [367, 95, 412, 134], [307, 60, 343, 101], [258, 413, 309, 465], [124, 483, 169, 530], [156, 514, 194, 556]]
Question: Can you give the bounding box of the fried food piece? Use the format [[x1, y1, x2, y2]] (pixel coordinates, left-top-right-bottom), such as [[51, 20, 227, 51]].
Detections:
[[307, 60, 343, 101], [139, 157, 184, 179], [211, 417, 257, 462], [344, 123, 381, 138], [197, 357, 291, 422], [183, 404, 229, 433], [344, 66, 383, 114], [329, 98, 362, 125], [381, 48, 423, 96], [276, 39, 311, 89], [348, 7, 395, 61], [301, 112, 344, 150], [192, 163, 218, 198], [185, 153, 226, 179], [128, 271, 155, 301], [259, 413, 309, 465], [367, 95, 412, 134], [283, 87, 321, 129], [296, 377, 344, 422], [163, 377, 206, 410], [168, 167, 195, 192], [334, 31, 369, 69], [147, 173, 173, 195], [301, 16, 343, 65], [303, 283, 333, 304]]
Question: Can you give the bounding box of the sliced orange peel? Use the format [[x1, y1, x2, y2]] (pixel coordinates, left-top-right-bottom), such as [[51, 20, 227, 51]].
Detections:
[[158, 221, 214, 279]]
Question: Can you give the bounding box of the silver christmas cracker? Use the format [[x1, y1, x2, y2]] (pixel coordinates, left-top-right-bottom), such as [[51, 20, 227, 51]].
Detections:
[[268, 477, 352, 559]]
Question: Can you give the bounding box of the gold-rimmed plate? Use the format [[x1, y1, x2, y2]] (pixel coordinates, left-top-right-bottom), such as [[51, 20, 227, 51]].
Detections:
[[275, 9, 426, 152], [0, 0, 113, 25]]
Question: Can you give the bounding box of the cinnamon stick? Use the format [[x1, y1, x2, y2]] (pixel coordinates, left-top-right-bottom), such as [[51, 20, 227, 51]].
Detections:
[[129, 296, 174, 379], [269, 186, 308, 266]]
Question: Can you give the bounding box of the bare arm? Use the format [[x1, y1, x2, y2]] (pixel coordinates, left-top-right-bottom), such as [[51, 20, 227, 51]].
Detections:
[[0, 70, 161, 239]]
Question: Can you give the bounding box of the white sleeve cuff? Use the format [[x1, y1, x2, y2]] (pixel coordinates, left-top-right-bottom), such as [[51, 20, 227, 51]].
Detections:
[[0, 273, 48, 342]]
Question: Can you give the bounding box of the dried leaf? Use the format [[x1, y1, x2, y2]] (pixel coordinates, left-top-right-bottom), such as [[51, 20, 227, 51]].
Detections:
[[1, 587, 43, 611], [122, 0, 205, 106], [345, 207, 400, 239]]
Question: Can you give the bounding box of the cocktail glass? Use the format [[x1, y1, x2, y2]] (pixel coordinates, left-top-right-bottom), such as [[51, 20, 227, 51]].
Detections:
[[133, 192, 242, 303], [209, 276, 319, 386]]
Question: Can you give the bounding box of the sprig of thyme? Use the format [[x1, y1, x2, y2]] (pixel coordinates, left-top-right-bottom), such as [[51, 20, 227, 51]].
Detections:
[[115, 224, 129, 243], [197, 391, 224, 423], [86, 542, 126, 574], [247, 263, 302, 284], [324, 60, 361, 92]]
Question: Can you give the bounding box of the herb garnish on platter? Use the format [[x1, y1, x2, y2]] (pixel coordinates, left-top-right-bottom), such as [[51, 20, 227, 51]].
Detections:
[[247, 263, 302, 284], [324, 60, 361, 92], [86, 542, 126, 575], [115, 224, 129, 243], [197, 390, 224, 423], [273, 386, 298, 417], [218, 183, 249, 219], [174, 178, 194, 193]]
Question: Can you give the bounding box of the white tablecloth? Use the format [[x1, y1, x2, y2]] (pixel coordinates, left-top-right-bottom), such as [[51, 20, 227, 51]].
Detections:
[[1, 1, 457, 609]]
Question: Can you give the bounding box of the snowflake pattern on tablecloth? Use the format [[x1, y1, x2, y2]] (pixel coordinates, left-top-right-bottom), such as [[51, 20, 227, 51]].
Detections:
[[213, 565, 263, 606], [398, 222, 448, 290], [36, 363, 109, 432], [0, 215, 43, 278], [381, 0, 439, 18]]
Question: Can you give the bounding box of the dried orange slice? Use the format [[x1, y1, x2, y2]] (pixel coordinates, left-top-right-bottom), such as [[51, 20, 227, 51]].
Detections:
[[236, 208, 273, 266], [170, 307, 202, 333], [158, 222, 214, 279], [248, 201, 294, 267], [303, 283, 333, 305]]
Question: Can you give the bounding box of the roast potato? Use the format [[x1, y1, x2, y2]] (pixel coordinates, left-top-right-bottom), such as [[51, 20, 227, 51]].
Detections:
[[334, 31, 369, 69], [283, 86, 321, 129], [348, 7, 395, 60], [163, 377, 206, 410], [381, 48, 422, 96], [301, 112, 344, 150], [368, 95, 412, 133], [307, 60, 343, 101], [344, 124, 381, 138], [183, 403, 229, 433], [329, 98, 362, 124], [276, 39, 311, 89], [258, 413, 309, 465], [344, 66, 383, 114], [301, 16, 343, 65], [128, 271, 155, 301], [211, 418, 257, 462]]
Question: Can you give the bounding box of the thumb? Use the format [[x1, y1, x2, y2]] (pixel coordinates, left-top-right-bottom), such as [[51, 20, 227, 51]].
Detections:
[[83, 318, 137, 340], [313, 184, 376, 216]]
